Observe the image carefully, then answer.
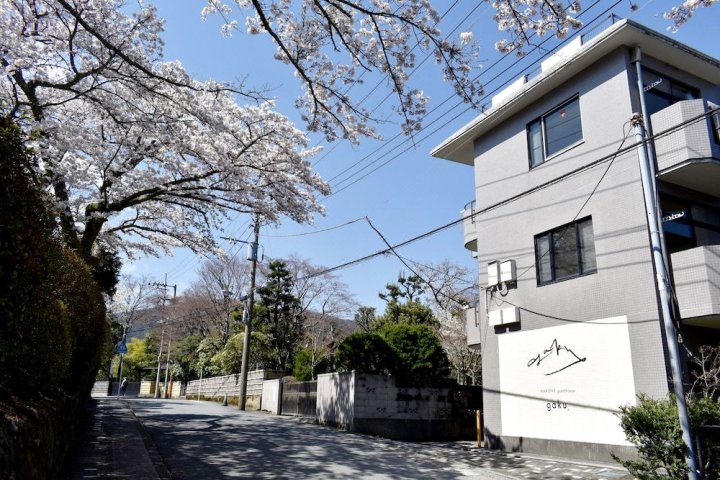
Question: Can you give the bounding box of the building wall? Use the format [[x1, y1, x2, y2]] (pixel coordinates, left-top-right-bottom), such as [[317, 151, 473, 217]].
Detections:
[[470, 47, 676, 459]]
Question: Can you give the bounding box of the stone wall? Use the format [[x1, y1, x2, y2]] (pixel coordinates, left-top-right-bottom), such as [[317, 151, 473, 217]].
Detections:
[[185, 370, 282, 408]]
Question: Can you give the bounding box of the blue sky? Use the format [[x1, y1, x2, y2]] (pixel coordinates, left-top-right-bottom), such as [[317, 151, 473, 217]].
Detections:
[[124, 1, 720, 312]]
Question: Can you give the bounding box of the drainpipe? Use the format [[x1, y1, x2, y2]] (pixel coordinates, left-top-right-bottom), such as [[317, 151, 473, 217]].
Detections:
[[631, 112, 699, 480]]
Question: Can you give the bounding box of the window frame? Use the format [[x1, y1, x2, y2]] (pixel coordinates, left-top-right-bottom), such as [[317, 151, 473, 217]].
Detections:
[[535, 217, 597, 286], [527, 96, 584, 169], [641, 68, 699, 117]]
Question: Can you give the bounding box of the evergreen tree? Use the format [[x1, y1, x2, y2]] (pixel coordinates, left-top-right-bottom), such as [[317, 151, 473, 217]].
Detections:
[[255, 261, 304, 373]]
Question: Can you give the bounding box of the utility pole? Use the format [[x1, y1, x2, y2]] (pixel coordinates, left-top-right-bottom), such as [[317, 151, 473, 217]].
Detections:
[[632, 113, 699, 480], [154, 322, 165, 399], [149, 274, 177, 399], [238, 214, 261, 410]]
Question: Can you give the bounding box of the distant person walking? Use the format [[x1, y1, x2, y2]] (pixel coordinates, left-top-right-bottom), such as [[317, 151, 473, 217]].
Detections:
[[120, 377, 128, 396]]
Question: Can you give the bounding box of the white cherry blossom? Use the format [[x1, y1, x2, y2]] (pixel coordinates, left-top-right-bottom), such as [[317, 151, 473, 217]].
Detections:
[[1, 0, 328, 262]]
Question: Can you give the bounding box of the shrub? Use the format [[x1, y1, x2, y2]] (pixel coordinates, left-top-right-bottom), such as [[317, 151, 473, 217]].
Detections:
[[380, 323, 450, 387], [614, 394, 720, 479], [0, 118, 108, 478], [335, 332, 397, 376]]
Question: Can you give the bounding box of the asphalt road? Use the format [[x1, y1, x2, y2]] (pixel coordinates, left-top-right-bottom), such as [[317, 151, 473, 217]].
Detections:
[[128, 398, 632, 479]]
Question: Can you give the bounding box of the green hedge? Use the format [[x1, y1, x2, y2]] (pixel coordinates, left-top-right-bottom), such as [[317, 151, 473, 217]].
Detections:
[[0, 118, 108, 478]]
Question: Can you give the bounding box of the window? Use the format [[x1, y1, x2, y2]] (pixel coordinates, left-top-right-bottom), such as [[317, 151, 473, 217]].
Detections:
[[642, 69, 698, 117], [660, 194, 720, 254], [528, 97, 583, 168], [535, 217, 596, 285]]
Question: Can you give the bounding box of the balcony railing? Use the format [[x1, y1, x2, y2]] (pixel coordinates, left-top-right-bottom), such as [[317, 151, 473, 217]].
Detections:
[[670, 244, 720, 326], [652, 99, 720, 197], [462, 200, 478, 252]]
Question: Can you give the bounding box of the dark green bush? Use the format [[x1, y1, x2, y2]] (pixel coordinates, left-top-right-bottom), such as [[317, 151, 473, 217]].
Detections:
[[614, 394, 720, 479], [335, 325, 450, 387], [335, 331, 397, 376], [380, 323, 450, 387], [292, 346, 331, 381], [0, 118, 108, 478]]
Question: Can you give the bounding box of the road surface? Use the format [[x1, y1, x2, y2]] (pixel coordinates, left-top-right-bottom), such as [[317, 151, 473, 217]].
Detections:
[[125, 398, 632, 479]]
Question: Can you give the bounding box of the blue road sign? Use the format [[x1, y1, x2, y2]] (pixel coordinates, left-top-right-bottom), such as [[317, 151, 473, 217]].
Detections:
[[116, 341, 128, 354]]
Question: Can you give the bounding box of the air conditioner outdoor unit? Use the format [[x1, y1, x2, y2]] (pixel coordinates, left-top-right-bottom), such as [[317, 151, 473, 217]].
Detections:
[[488, 309, 503, 327], [500, 260, 516, 283], [488, 261, 499, 286], [501, 306, 520, 325]]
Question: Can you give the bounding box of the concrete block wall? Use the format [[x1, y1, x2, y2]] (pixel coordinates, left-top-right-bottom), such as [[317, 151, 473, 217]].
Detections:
[[353, 374, 455, 421], [317, 372, 479, 441], [261, 379, 282, 414], [317, 372, 354, 428]]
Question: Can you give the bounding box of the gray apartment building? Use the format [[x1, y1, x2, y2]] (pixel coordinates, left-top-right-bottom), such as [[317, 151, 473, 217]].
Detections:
[[432, 19, 720, 461]]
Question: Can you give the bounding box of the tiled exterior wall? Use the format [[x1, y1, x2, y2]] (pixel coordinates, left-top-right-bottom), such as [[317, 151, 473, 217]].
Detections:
[[671, 245, 720, 319], [466, 48, 703, 460], [652, 99, 720, 172]]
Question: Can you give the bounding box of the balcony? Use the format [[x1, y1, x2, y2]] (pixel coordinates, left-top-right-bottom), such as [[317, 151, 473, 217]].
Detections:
[[671, 245, 720, 327], [462, 200, 478, 253], [652, 99, 720, 197], [465, 307, 481, 348]]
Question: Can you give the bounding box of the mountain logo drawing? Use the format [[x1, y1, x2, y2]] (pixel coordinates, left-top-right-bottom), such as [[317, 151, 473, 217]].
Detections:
[[527, 339, 587, 376]]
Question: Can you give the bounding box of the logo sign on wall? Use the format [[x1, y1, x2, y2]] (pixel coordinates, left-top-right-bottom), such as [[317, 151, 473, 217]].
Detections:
[[497, 316, 636, 446]]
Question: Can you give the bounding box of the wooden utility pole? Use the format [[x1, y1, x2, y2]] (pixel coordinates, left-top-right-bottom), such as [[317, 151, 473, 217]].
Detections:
[[238, 214, 261, 410]]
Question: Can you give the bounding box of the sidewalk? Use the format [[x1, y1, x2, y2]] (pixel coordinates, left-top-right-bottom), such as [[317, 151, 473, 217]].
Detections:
[[68, 398, 171, 479], [68, 397, 633, 479]]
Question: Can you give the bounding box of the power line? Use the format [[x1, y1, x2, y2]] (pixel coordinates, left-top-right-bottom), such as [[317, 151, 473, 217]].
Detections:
[[311, 0, 465, 168], [323, 3, 620, 197], [261, 216, 365, 238], [297, 107, 719, 282], [364, 216, 475, 307]]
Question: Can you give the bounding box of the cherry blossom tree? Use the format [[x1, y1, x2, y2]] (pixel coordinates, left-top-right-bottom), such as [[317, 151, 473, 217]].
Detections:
[[1, 0, 329, 266], [202, 0, 483, 140], [664, 0, 718, 30], [410, 260, 482, 385], [183, 256, 251, 343]]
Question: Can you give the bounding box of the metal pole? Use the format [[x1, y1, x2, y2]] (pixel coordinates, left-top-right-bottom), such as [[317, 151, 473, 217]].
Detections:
[[115, 324, 127, 397], [162, 286, 176, 399], [198, 368, 203, 401], [116, 353, 125, 397], [154, 324, 165, 399], [163, 333, 172, 398], [238, 214, 260, 410], [633, 48, 671, 270], [632, 114, 699, 480]]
